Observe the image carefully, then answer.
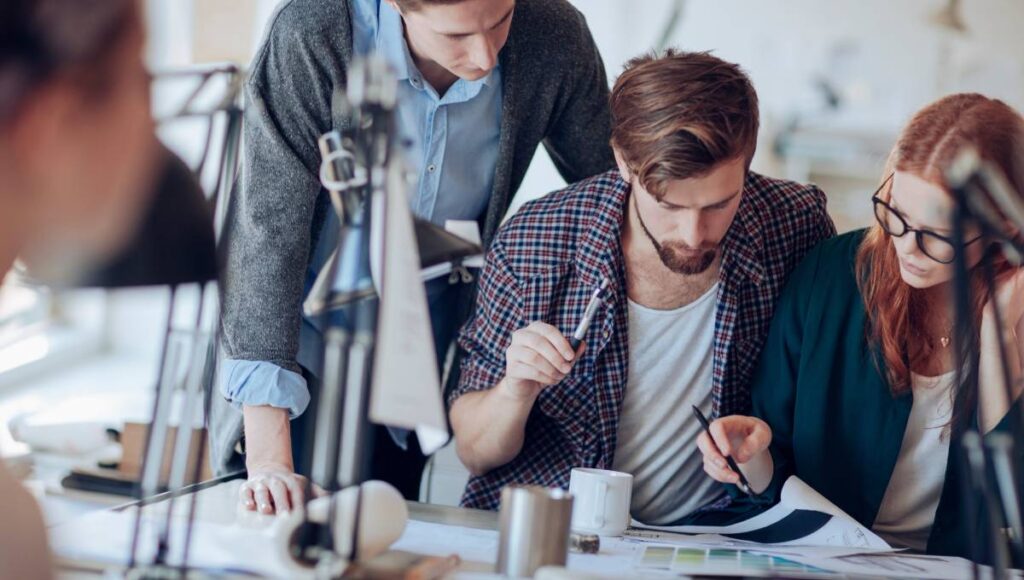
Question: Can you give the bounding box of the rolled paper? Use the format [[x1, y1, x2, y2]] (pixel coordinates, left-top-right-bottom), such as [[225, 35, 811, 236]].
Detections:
[[274, 480, 408, 577]]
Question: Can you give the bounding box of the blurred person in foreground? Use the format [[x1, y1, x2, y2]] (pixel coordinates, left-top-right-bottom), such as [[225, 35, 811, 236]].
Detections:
[[0, 0, 160, 577]]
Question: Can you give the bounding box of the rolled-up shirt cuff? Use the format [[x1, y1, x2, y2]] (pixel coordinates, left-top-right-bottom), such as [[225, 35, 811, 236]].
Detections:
[[219, 360, 311, 419], [446, 354, 502, 407]]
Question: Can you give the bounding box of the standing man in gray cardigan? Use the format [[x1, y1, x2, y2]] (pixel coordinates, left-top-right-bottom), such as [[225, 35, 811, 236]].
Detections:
[[215, 0, 615, 514]]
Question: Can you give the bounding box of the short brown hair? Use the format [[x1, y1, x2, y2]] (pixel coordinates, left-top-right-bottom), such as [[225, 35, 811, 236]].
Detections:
[[610, 50, 759, 198]]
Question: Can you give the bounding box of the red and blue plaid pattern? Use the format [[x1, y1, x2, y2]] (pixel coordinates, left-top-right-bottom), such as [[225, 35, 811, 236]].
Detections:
[[449, 169, 836, 510]]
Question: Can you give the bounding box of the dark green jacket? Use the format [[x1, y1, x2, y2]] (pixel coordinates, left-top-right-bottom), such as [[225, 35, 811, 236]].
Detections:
[[696, 230, 1022, 563]]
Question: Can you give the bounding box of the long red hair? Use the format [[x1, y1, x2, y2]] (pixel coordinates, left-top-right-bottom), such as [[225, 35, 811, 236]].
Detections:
[[855, 93, 1024, 431]]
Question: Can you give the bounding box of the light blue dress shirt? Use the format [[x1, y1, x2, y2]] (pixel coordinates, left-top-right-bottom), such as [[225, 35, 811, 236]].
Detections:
[[220, 0, 503, 418]]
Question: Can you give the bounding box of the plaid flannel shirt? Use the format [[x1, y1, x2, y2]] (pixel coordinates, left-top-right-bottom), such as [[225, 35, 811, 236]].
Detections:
[[449, 169, 836, 510]]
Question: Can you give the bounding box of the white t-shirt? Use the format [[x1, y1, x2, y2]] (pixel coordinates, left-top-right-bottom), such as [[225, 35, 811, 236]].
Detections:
[[612, 283, 721, 525], [872, 371, 955, 551]]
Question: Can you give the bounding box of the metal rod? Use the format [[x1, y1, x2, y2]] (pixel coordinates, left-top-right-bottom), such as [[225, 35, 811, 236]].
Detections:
[[964, 432, 1011, 577], [128, 285, 178, 568], [191, 115, 216, 181], [159, 285, 209, 562], [180, 297, 221, 573], [988, 433, 1024, 565], [979, 242, 1024, 567], [126, 64, 242, 572], [950, 163, 988, 577], [947, 150, 1024, 571]]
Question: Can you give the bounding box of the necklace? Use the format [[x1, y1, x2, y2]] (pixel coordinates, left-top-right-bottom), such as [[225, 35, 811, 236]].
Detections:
[[937, 318, 953, 349], [928, 306, 954, 349]]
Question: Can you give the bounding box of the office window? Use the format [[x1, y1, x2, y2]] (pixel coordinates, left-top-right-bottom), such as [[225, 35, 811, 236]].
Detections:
[[0, 268, 107, 386], [0, 269, 51, 350]]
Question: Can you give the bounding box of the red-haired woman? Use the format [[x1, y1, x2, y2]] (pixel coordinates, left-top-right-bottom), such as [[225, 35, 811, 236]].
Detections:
[[695, 93, 1024, 560]]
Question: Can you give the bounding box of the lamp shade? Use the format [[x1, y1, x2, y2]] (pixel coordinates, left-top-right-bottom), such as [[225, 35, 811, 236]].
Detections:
[[79, 148, 218, 288]]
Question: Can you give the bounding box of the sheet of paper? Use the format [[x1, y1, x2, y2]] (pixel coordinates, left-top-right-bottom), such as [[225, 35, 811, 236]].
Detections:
[[780, 477, 857, 521], [565, 536, 646, 578], [626, 527, 872, 557], [369, 168, 449, 454], [50, 505, 299, 577], [368, 217, 483, 287], [407, 220, 484, 283], [444, 220, 485, 268], [389, 520, 498, 566], [629, 476, 891, 550], [773, 550, 1003, 580], [635, 544, 1018, 579]]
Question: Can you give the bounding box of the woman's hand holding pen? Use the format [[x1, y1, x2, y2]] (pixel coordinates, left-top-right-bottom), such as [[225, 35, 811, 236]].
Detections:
[[696, 415, 773, 487], [501, 322, 583, 400]]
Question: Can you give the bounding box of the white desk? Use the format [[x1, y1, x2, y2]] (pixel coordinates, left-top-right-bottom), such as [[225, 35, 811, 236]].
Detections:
[[52, 478, 1008, 580], [51, 479, 647, 579]]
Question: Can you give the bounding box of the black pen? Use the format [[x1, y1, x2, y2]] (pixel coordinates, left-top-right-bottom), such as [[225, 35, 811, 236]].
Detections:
[[569, 278, 610, 351], [692, 405, 753, 495]]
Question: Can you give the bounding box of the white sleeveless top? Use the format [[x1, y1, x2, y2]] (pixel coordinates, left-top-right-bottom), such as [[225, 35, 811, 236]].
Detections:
[[872, 370, 955, 551]]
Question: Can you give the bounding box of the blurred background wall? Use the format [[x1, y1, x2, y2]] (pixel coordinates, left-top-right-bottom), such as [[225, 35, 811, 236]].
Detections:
[[171, 0, 1024, 231]]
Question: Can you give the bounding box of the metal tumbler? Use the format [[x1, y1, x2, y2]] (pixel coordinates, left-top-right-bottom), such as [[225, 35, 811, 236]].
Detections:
[[496, 485, 574, 578]]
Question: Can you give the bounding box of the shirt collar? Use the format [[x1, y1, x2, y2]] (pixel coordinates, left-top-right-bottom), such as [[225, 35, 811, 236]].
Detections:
[[720, 172, 767, 286], [574, 171, 630, 304], [377, 0, 415, 82]]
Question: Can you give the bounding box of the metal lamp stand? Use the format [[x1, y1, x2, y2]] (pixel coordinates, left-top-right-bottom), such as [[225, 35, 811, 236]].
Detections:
[[288, 56, 398, 579], [946, 148, 1024, 579]]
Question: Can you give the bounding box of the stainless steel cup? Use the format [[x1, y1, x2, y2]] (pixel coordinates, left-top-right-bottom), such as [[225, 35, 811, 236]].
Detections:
[[496, 485, 574, 578]]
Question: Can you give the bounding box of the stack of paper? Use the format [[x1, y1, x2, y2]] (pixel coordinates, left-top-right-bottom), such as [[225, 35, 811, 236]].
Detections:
[[630, 476, 892, 550], [627, 476, 1002, 579]]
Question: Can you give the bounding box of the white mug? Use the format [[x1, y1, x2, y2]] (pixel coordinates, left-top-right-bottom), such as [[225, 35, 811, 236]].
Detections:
[[568, 468, 633, 536]]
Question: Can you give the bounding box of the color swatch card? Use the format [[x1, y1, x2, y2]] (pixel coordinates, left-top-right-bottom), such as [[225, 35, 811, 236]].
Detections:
[[639, 545, 837, 577]]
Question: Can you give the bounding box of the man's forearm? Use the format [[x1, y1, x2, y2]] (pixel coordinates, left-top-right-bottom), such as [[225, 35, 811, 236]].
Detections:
[[450, 378, 539, 476], [242, 405, 294, 470]]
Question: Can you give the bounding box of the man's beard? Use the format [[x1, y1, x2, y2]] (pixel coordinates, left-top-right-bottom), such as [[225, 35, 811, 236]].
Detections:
[[634, 194, 718, 275], [653, 240, 717, 274]]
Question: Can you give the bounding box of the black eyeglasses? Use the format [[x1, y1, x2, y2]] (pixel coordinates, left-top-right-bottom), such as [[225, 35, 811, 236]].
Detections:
[[871, 173, 983, 264]]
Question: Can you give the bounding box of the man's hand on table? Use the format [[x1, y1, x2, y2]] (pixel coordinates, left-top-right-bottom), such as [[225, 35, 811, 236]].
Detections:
[[239, 463, 315, 514], [240, 404, 324, 514]]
